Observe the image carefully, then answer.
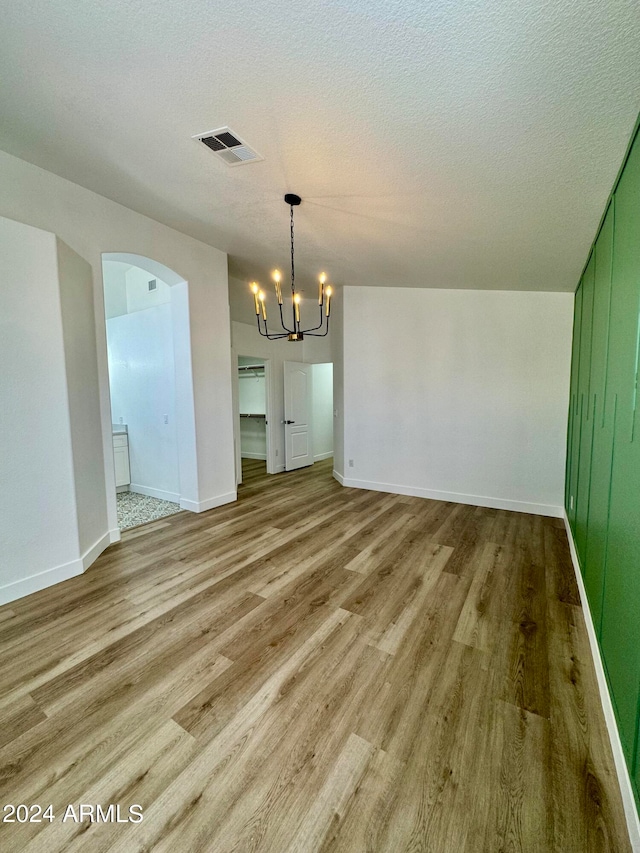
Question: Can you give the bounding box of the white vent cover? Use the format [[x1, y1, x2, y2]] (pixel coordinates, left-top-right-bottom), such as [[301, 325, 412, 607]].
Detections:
[[193, 127, 263, 166], [148, 279, 157, 291]]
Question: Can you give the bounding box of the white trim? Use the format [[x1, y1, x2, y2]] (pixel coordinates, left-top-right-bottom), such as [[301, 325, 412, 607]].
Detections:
[[0, 558, 82, 606], [563, 512, 640, 851], [338, 476, 564, 517], [180, 491, 236, 513], [129, 484, 181, 503], [314, 451, 333, 461], [0, 527, 117, 606], [273, 464, 286, 474], [333, 469, 345, 486], [241, 452, 267, 460], [109, 527, 121, 544], [81, 531, 112, 571]]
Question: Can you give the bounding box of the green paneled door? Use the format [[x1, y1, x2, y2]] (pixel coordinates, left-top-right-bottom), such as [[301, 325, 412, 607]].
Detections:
[[583, 202, 615, 629], [567, 282, 583, 533], [574, 253, 595, 565], [600, 130, 640, 764]]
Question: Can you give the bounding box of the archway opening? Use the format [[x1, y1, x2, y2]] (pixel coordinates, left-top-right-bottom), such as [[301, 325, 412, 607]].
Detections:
[[101, 253, 195, 531]]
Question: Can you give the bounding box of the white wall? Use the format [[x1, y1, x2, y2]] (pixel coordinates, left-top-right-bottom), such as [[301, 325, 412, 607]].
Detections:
[[239, 371, 266, 414], [339, 287, 573, 516], [125, 266, 171, 314], [0, 217, 110, 604], [0, 150, 236, 546], [107, 303, 180, 502], [312, 363, 333, 460], [103, 261, 128, 319], [57, 238, 107, 558], [240, 419, 267, 459], [332, 290, 345, 477]]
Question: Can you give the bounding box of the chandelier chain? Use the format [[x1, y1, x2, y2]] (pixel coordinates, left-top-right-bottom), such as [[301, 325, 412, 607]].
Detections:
[[290, 204, 295, 294]]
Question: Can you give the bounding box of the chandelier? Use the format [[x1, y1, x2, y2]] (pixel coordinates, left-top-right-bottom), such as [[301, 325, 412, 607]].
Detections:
[[250, 193, 332, 341]]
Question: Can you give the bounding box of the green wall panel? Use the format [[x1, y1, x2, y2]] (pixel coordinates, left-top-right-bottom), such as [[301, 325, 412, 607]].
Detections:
[[566, 285, 582, 511], [583, 202, 615, 628], [574, 253, 595, 565], [565, 119, 640, 808], [567, 282, 583, 533], [600, 130, 640, 763]]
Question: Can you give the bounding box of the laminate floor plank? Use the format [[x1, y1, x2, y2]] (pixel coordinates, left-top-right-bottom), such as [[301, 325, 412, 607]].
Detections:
[[453, 541, 510, 652], [546, 594, 628, 852], [0, 646, 232, 847], [0, 459, 630, 852]]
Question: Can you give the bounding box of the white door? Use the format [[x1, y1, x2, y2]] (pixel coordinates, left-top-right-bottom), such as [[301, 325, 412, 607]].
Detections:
[[284, 361, 313, 471]]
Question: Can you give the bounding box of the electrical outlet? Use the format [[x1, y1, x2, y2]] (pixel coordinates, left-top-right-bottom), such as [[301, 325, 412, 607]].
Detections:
[[275, 449, 278, 457], [348, 459, 354, 468], [163, 414, 168, 424], [119, 417, 123, 424]]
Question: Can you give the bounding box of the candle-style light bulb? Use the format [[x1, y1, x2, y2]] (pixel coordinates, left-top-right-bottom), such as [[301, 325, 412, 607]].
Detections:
[[272, 270, 283, 305], [294, 292, 301, 323], [318, 272, 326, 305], [325, 285, 332, 317], [250, 282, 260, 314], [259, 290, 267, 321]]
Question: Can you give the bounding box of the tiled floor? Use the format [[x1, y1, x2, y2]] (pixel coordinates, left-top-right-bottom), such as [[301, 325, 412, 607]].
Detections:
[[116, 491, 182, 530]]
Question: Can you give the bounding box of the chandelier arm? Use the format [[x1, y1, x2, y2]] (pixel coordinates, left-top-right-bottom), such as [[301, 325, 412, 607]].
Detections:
[[303, 322, 330, 337], [278, 301, 294, 334], [258, 313, 290, 340], [302, 306, 327, 333]]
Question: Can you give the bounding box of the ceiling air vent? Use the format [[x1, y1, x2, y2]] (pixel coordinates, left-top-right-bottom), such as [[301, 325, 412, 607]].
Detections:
[[193, 127, 263, 166]]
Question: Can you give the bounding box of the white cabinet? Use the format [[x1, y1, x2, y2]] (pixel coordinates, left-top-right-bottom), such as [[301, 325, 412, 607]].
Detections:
[[113, 434, 130, 487]]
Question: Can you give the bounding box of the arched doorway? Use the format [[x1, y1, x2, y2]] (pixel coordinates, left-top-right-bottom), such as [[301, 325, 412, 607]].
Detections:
[[101, 253, 197, 531]]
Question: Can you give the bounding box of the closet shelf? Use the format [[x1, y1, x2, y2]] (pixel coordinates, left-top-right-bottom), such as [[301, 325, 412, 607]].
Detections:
[[239, 413, 266, 419]]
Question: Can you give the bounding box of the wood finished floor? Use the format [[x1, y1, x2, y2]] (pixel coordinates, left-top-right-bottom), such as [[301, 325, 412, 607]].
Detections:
[[0, 459, 630, 852]]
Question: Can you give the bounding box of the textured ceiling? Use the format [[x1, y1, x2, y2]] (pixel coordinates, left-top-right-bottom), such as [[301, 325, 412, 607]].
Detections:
[[1, 0, 639, 317]]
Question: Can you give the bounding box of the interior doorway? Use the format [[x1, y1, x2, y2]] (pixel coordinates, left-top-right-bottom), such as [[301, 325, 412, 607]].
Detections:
[[236, 355, 272, 485], [101, 253, 195, 530]]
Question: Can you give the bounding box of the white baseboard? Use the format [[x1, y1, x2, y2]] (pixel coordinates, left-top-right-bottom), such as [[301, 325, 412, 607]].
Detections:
[[333, 469, 345, 486], [0, 526, 118, 606], [130, 484, 180, 503], [81, 531, 112, 571], [314, 451, 333, 461], [337, 475, 564, 517], [563, 512, 640, 851], [241, 452, 267, 460], [109, 527, 121, 544], [180, 491, 236, 513], [0, 558, 83, 607]]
